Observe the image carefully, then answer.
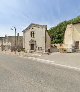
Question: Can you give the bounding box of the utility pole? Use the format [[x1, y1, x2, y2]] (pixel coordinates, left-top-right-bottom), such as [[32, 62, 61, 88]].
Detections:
[[11, 27, 17, 54], [14, 27, 16, 53]]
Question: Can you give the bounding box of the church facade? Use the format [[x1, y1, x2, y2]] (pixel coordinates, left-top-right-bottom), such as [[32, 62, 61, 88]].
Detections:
[[23, 23, 51, 53]]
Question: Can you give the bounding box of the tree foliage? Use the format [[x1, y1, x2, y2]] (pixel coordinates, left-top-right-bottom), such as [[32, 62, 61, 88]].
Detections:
[[48, 16, 80, 44]]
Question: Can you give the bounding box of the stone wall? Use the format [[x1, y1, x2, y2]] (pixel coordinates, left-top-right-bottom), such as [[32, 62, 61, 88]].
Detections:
[[0, 36, 23, 51], [64, 23, 80, 52]]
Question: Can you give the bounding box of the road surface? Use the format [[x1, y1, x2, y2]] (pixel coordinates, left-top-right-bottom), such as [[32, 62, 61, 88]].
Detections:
[[0, 54, 80, 92]]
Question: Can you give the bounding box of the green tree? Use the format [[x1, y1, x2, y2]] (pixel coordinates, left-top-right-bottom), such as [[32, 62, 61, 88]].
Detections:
[[48, 16, 80, 44]]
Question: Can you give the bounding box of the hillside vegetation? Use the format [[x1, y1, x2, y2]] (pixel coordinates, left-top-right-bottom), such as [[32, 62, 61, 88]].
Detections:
[[48, 16, 80, 44]]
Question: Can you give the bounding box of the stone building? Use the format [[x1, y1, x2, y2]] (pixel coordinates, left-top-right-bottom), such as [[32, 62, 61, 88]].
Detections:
[[64, 23, 80, 52], [0, 37, 5, 51], [23, 23, 51, 53], [0, 35, 23, 51]]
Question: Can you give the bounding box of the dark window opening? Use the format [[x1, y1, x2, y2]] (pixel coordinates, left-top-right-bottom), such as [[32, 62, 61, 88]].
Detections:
[[75, 41, 79, 49], [38, 47, 42, 51], [31, 31, 35, 38]]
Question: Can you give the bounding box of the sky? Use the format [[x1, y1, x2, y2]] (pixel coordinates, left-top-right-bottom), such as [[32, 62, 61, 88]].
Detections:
[[0, 0, 80, 36]]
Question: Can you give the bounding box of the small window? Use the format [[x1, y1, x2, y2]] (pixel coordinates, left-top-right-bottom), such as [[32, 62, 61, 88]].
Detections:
[[38, 47, 42, 51], [31, 31, 35, 38]]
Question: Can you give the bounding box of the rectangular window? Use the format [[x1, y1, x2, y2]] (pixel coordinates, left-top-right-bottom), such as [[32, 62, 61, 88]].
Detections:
[[38, 47, 42, 51], [31, 31, 35, 38]]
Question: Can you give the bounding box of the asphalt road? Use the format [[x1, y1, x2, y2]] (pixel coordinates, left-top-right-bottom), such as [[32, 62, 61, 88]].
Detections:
[[0, 54, 80, 92]]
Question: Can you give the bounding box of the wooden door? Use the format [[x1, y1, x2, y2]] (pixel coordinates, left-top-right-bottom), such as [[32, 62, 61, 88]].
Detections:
[[75, 41, 79, 49]]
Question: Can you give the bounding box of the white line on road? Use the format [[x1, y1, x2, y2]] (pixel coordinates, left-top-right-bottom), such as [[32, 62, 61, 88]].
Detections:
[[52, 63, 80, 71], [27, 57, 80, 72], [27, 57, 55, 64], [1, 52, 80, 71]]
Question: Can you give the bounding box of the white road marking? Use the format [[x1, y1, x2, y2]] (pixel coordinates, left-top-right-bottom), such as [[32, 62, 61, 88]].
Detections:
[[1, 52, 80, 71], [52, 63, 80, 71], [27, 57, 80, 71]]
